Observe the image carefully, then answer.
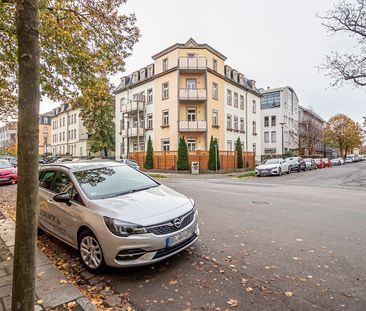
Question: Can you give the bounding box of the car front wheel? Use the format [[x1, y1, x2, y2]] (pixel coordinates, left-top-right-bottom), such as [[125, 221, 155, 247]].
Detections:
[[78, 229, 106, 273]]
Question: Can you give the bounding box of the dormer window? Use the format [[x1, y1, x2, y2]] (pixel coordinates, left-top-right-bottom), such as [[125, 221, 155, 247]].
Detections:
[[162, 58, 168, 71], [213, 59, 218, 71]]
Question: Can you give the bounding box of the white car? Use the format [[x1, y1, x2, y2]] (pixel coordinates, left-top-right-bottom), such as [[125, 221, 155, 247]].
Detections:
[[255, 158, 290, 176]]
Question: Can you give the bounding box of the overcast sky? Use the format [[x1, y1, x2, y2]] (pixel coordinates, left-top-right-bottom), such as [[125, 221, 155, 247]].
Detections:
[[40, 0, 365, 123]]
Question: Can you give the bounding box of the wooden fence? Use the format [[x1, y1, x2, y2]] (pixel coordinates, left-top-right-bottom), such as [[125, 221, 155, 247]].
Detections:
[[128, 151, 255, 171]]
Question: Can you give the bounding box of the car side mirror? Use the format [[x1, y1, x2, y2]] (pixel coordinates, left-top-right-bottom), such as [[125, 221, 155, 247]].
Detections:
[[53, 192, 71, 206]]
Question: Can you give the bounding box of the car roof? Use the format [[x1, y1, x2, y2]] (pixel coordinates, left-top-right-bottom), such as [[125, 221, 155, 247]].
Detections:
[[40, 160, 125, 172]]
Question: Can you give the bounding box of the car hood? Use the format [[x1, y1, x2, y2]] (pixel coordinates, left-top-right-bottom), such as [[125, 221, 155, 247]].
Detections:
[[89, 184, 193, 226], [0, 168, 13, 175], [256, 164, 279, 170]]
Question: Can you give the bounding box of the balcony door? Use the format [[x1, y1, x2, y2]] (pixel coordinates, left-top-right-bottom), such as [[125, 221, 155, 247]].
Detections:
[[186, 79, 197, 90], [187, 108, 196, 122]]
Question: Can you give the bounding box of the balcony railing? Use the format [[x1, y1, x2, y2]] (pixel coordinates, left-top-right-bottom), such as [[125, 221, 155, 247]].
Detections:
[[121, 100, 144, 114], [179, 121, 207, 132], [121, 127, 144, 137], [179, 89, 207, 101], [178, 57, 207, 70]]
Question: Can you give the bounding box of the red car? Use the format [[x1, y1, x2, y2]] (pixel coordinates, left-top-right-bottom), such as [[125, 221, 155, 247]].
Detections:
[[314, 158, 325, 169], [0, 160, 17, 185], [322, 158, 332, 167]]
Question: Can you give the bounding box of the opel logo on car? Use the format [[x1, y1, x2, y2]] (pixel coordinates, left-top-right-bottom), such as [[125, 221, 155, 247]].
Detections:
[[173, 218, 182, 228]]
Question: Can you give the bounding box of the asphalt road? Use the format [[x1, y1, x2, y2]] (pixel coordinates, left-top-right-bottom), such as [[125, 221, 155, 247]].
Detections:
[[107, 162, 366, 311]]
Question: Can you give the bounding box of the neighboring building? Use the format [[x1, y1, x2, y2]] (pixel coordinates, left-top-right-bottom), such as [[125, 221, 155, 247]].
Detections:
[[50, 104, 90, 157], [298, 106, 325, 156], [260, 86, 299, 156], [0, 122, 17, 148], [39, 112, 53, 155], [114, 38, 262, 161]]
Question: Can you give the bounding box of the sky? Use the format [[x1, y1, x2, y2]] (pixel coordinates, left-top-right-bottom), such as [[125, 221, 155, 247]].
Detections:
[[40, 0, 365, 123]]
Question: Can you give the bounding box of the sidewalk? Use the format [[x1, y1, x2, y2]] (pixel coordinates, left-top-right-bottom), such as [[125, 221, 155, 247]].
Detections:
[[0, 212, 97, 311]]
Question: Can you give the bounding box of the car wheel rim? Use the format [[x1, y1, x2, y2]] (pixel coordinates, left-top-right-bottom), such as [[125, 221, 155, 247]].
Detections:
[[80, 236, 102, 269]]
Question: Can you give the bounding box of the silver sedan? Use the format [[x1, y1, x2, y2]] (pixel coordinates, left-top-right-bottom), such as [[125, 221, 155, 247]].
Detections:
[[38, 161, 199, 272]]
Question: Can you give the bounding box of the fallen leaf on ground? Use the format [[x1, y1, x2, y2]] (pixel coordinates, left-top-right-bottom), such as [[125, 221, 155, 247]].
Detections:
[[59, 279, 68, 284], [169, 279, 178, 285], [246, 287, 253, 293], [227, 298, 238, 307], [295, 239, 303, 242], [36, 299, 43, 305], [285, 291, 293, 297]]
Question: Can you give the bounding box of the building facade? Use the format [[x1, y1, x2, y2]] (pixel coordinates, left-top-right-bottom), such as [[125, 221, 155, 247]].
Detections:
[[260, 86, 299, 156], [39, 112, 53, 155], [0, 122, 17, 148], [50, 104, 91, 157], [298, 105, 325, 156], [114, 38, 262, 161]]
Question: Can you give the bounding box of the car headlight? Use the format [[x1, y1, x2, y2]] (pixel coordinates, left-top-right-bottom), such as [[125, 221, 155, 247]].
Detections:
[[104, 216, 147, 237]]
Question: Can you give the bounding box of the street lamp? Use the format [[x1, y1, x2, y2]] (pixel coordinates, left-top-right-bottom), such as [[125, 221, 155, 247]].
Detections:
[[279, 122, 286, 155]]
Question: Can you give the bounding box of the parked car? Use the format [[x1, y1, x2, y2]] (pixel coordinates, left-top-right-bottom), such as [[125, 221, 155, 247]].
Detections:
[[121, 159, 140, 170], [255, 158, 290, 176], [38, 161, 199, 272], [330, 158, 341, 166], [314, 158, 325, 169], [0, 160, 17, 185], [304, 158, 317, 170], [345, 155, 355, 163], [285, 157, 306, 172], [322, 158, 332, 167]]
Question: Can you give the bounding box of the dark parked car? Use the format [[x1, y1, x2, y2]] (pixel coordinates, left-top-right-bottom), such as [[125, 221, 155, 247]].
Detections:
[[304, 158, 317, 170], [285, 157, 306, 172]]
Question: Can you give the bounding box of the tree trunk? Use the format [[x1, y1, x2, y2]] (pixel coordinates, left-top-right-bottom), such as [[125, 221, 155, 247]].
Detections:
[[12, 1, 40, 310]]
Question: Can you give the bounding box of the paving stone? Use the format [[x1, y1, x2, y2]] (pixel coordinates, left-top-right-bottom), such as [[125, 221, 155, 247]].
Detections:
[[0, 300, 5, 311], [105, 294, 122, 307], [2, 297, 10, 310], [0, 270, 7, 278], [77, 297, 98, 311], [80, 270, 94, 281], [34, 304, 43, 311], [0, 276, 11, 288], [0, 285, 11, 299]]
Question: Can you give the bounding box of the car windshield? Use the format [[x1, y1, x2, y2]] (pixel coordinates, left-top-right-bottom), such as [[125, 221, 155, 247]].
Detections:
[[0, 161, 12, 169], [263, 159, 279, 164], [304, 159, 311, 162], [73, 165, 158, 200]]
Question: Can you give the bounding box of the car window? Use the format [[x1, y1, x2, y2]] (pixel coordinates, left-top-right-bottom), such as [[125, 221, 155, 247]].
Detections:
[[63, 182, 84, 206], [40, 171, 56, 190], [0, 161, 12, 169], [52, 171, 73, 193]]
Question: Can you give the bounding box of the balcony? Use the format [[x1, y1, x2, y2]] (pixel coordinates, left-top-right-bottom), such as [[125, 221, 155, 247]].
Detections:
[[120, 97, 145, 114], [178, 57, 207, 71], [121, 127, 144, 137], [179, 121, 207, 132], [179, 89, 207, 101]]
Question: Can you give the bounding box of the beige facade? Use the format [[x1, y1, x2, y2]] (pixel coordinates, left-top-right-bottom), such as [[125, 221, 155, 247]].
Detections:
[[114, 38, 262, 160]]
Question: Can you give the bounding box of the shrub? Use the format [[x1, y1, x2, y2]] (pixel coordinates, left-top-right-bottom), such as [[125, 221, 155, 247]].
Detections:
[[177, 136, 189, 170], [144, 136, 153, 169]]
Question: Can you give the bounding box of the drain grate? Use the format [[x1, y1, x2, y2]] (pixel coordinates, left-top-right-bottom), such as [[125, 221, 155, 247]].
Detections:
[[251, 200, 271, 206]]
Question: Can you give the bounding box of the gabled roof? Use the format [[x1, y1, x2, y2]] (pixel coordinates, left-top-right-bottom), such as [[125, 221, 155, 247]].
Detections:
[[152, 38, 227, 61]]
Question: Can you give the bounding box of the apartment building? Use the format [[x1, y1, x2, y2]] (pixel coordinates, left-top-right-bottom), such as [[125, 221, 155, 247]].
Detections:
[[50, 104, 90, 157], [114, 38, 262, 160], [39, 112, 53, 155], [260, 86, 299, 155], [0, 122, 17, 148], [298, 105, 325, 156]]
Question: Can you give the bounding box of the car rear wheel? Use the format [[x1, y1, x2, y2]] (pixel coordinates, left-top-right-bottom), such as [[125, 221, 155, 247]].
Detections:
[[78, 229, 106, 273]]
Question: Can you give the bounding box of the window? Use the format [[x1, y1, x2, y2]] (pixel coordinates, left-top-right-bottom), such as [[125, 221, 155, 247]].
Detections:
[[68, 115, 70, 125], [233, 116, 238, 131], [133, 142, 138, 152], [147, 114, 153, 129], [212, 82, 218, 99], [227, 140, 232, 151], [59, 119, 62, 127], [62, 132, 65, 141], [271, 115, 276, 126], [265, 148, 277, 155], [213, 59, 217, 71], [227, 90, 232, 105], [271, 131, 277, 142], [120, 119, 124, 132], [162, 58, 168, 71], [147, 89, 153, 104], [147, 66, 153, 77], [187, 108, 196, 122], [133, 115, 138, 128], [187, 53, 195, 58], [264, 132, 269, 143], [162, 82, 169, 99], [162, 139, 170, 151], [288, 90, 294, 114], [240, 118, 244, 132], [240, 95, 244, 110], [261, 92, 281, 109], [44, 127, 48, 134], [187, 139, 196, 151], [212, 110, 218, 127], [162, 110, 169, 126], [39, 170, 56, 190], [252, 100, 256, 113], [252, 121, 257, 134], [227, 114, 232, 130], [186, 79, 197, 90], [264, 116, 269, 127], [253, 143, 256, 154], [52, 171, 72, 193], [74, 129, 76, 139], [234, 93, 238, 108], [63, 117, 65, 127], [140, 142, 144, 151]]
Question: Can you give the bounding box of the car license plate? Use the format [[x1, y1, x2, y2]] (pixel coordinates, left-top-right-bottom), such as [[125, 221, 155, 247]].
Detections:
[[166, 225, 195, 248]]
